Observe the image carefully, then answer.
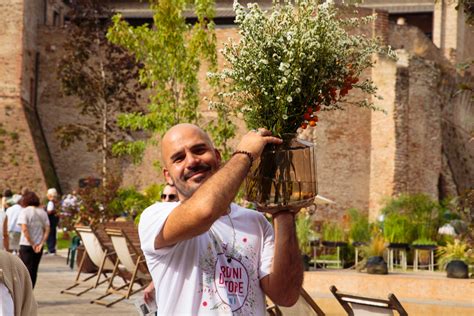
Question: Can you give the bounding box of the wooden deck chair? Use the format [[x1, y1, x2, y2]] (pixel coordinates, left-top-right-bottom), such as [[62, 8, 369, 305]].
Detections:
[[266, 288, 325, 316], [60, 226, 116, 296], [92, 228, 151, 307], [330, 285, 408, 316]]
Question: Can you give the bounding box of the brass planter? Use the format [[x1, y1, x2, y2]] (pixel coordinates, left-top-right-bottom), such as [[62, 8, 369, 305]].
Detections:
[[245, 134, 317, 213]]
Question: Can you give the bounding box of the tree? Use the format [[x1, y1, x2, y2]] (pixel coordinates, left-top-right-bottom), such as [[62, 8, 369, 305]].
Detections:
[[57, 0, 143, 185], [107, 0, 235, 162]]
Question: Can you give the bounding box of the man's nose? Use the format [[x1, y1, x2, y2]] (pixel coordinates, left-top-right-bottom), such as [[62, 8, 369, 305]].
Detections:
[[185, 152, 201, 166]]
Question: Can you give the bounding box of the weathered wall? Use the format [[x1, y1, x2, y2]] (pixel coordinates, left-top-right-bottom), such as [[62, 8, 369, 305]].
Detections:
[[390, 23, 473, 195], [368, 55, 398, 221], [35, 27, 104, 193], [433, 0, 474, 71], [0, 0, 50, 195]]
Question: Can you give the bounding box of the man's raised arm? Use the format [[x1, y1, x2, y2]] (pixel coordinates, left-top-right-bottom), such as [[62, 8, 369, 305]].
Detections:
[[154, 127, 282, 249]]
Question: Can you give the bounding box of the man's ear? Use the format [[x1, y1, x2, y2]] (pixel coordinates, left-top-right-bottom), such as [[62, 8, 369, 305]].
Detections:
[[163, 168, 174, 185], [214, 148, 222, 166]]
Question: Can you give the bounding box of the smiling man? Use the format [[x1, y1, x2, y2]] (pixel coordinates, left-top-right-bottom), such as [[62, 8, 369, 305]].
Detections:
[[139, 123, 303, 315]]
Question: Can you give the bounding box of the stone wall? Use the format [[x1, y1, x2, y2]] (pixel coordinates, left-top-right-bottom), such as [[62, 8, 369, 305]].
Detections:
[[368, 55, 398, 221], [35, 27, 104, 193], [0, 0, 50, 195], [389, 22, 473, 196]]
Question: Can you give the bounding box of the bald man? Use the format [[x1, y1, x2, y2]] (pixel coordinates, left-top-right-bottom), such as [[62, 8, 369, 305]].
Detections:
[[139, 124, 303, 315]]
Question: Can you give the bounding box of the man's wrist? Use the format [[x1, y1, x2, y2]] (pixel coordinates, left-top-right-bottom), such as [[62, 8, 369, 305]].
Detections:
[[231, 150, 254, 169]]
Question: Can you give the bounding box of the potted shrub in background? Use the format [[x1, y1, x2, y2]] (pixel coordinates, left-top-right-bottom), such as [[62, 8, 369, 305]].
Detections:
[[382, 213, 414, 248], [347, 208, 371, 267], [361, 231, 388, 274], [347, 208, 370, 246], [322, 222, 347, 247], [211, 0, 395, 213], [296, 212, 318, 271], [437, 239, 473, 278]]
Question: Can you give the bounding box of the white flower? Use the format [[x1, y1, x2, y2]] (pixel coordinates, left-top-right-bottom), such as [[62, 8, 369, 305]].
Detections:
[[296, 88, 301, 93], [261, 59, 268, 65], [282, 114, 288, 120], [287, 96, 292, 102]]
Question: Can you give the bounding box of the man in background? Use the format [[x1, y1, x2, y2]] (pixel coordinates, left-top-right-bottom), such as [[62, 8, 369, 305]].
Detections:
[[143, 183, 179, 305], [5, 195, 23, 255]]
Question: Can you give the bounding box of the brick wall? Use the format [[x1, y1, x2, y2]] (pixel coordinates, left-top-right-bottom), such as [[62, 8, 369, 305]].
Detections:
[[0, 0, 49, 195]]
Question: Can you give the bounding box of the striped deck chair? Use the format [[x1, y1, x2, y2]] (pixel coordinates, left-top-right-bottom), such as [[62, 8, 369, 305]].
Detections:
[[91, 228, 151, 307], [61, 226, 116, 296], [266, 288, 325, 316]]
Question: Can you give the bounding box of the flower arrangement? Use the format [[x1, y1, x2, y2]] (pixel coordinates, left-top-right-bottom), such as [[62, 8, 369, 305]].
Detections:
[[210, 0, 395, 136]]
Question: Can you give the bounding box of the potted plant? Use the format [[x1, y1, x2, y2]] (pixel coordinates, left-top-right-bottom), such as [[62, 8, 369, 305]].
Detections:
[[295, 212, 317, 270], [322, 222, 346, 247], [437, 239, 473, 278], [382, 213, 414, 249], [361, 231, 388, 275], [211, 0, 395, 212], [347, 208, 370, 247]]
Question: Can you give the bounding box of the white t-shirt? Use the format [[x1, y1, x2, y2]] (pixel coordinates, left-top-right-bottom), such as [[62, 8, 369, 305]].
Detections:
[[0, 282, 14, 316], [17, 206, 50, 246], [139, 202, 275, 316], [0, 212, 5, 250], [5, 205, 22, 233]]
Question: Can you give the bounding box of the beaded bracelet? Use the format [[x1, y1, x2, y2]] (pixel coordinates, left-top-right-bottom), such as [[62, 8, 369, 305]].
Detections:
[[232, 150, 254, 169]]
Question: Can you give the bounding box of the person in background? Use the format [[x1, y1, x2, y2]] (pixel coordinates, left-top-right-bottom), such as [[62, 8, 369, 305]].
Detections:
[[160, 184, 179, 202], [1, 189, 13, 213], [45, 188, 59, 255], [0, 249, 38, 315], [0, 208, 8, 250], [142, 184, 179, 305], [17, 191, 50, 288], [5, 195, 23, 255]]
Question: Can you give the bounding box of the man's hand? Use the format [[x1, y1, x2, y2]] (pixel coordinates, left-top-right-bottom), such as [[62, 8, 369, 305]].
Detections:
[[236, 128, 282, 161], [143, 281, 155, 304], [33, 243, 43, 253]]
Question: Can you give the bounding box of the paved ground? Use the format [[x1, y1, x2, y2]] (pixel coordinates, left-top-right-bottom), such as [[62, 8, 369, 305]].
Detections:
[[34, 250, 138, 316]]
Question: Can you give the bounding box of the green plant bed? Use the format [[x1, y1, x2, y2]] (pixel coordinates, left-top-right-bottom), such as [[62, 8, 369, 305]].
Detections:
[[57, 231, 77, 250], [412, 238, 437, 247]]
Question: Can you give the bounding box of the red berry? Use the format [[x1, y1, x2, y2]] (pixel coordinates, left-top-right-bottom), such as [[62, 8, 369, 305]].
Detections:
[[301, 122, 308, 129], [306, 107, 313, 113], [303, 112, 311, 120], [309, 120, 316, 127]]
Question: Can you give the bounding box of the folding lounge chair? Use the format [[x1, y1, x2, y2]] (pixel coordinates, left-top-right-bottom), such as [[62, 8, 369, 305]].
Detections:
[[330, 285, 408, 316], [61, 226, 116, 296], [266, 288, 325, 316], [92, 228, 151, 307]]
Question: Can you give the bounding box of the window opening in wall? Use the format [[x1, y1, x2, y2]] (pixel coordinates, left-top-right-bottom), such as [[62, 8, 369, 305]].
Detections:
[[43, 0, 48, 25], [53, 10, 60, 26]]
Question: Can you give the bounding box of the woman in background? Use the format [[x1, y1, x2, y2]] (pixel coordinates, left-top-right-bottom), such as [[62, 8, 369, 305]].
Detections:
[[17, 191, 50, 287]]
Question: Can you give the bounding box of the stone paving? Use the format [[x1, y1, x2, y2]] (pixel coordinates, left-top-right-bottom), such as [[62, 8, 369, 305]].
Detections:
[[34, 250, 138, 315]]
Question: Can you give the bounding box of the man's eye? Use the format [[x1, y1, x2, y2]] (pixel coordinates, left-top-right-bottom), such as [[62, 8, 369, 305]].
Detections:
[[173, 156, 184, 163], [194, 148, 207, 155]]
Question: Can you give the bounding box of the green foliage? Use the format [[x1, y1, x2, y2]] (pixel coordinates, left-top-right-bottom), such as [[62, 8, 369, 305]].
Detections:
[[382, 213, 414, 244], [437, 239, 473, 269], [296, 213, 316, 255], [347, 208, 370, 243], [322, 221, 345, 242], [109, 183, 164, 219], [441, 190, 474, 246], [107, 0, 235, 162], [381, 194, 444, 244], [211, 0, 396, 136], [412, 238, 438, 246]]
